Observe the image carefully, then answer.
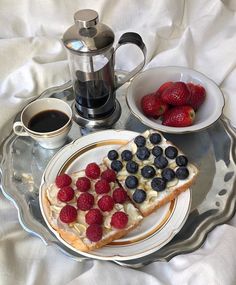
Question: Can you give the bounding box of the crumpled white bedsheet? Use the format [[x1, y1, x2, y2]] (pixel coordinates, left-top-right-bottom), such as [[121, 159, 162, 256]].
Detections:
[[1, 1, 236, 284]]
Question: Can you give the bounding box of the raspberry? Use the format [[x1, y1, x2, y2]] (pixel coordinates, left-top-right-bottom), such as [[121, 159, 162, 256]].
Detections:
[[59, 205, 77, 223], [111, 211, 128, 229], [85, 163, 101, 179], [77, 192, 94, 211], [57, 186, 75, 202], [95, 179, 111, 194], [76, 176, 91, 192], [98, 195, 114, 212], [101, 168, 116, 183], [112, 187, 127, 204], [86, 224, 103, 242], [55, 174, 72, 188], [85, 208, 103, 225]]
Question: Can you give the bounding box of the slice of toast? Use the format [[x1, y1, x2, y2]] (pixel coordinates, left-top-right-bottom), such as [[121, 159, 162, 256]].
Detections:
[[103, 130, 198, 217], [42, 164, 143, 252]]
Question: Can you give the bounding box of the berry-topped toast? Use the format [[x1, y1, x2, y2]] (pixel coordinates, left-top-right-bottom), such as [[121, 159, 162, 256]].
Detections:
[[42, 163, 143, 252], [103, 130, 198, 217]]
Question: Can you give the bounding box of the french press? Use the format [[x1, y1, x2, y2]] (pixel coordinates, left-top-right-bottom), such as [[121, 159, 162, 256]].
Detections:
[[62, 9, 146, 128]]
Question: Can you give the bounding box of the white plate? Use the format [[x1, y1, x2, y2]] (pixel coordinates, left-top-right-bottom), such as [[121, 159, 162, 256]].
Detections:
[[126, 66, 225, 134], [39, 130, 191, 261]]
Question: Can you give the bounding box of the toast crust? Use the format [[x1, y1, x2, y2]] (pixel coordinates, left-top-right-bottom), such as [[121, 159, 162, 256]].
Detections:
[[138, 170, 197, 217]]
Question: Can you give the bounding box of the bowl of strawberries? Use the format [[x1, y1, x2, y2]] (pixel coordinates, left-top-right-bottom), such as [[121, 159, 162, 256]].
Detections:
[[126, 66, 225, 133]]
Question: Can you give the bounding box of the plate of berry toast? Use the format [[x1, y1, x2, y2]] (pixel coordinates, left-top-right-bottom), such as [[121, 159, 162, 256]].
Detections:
[[39, 129, 198, 260]]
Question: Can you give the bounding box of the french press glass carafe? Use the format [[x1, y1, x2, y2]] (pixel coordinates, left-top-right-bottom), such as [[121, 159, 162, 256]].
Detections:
[[62, 9, 146, 128]]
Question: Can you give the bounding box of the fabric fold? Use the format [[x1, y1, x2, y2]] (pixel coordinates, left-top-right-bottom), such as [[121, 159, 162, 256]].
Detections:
[[0, 0, 236, 284]]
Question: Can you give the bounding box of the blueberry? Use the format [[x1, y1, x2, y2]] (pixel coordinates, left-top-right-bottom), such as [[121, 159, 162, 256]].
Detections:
[[134, 135, 146, 147], [176, 167, 189, 179], [149, 133, 162, 144], [176, 155, 188, 166], [126, 161, 139, 174], [132, 189, 147, 203], [152, 146, 163, 157], [151, 177, 166, 191], [121, 149, 133, 161], [161, 168, 175, 182], [125, 175, 139, 189], [154, 155, 168, 169], [165, 146, 178, 159], [136, 147, 150, 160], [141, 165, 156, 179], [111, 160, 123, 172], [108, 150, 119, 161]]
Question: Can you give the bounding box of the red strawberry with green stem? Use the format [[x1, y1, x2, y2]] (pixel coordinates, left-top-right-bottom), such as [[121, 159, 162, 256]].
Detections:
[[162, 105, 195, 127], [160, 82, 190, 106], [141, 93, 168, 118], [154, 97, 169, 118], [187, 83, 206, 111]]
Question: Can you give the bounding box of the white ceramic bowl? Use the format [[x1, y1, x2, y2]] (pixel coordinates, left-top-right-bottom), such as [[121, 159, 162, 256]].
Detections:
[[126, 66, 225, 134]]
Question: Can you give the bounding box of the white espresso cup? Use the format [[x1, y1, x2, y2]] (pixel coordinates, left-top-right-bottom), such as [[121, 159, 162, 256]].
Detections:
[[13, 98, 73, 149]]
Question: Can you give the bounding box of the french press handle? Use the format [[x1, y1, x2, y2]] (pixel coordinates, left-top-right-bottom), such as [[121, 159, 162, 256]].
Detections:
[[115, 32, 147, 89]]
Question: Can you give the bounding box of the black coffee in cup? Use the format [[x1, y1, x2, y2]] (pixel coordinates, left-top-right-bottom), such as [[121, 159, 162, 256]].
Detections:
[[28, 110, 70, 133]]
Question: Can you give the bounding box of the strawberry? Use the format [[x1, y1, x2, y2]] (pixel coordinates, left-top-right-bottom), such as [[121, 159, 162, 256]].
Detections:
[[162, 105, 195, 127], [141, 93, 157, 117], [187, 83, 206, 111], [156, 81, 174, 95], [154, 97, 169, 118], [141, 93, 168, 118], [160, 82, 190, 106]]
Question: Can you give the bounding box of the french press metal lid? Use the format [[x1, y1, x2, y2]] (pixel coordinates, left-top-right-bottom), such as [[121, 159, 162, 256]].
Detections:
[[63, 9, 115, 54], [62, 9, 146, 128]]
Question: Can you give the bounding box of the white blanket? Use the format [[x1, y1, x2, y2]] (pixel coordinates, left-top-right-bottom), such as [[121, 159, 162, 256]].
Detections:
[[1, 0, 236, 284]]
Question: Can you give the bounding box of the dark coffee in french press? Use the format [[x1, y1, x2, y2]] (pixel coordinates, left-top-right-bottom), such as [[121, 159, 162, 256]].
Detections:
[[62, 9, 146, 128]]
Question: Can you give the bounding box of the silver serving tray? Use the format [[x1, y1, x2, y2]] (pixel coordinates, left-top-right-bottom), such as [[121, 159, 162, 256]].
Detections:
[[0, 81, 236, 268]]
